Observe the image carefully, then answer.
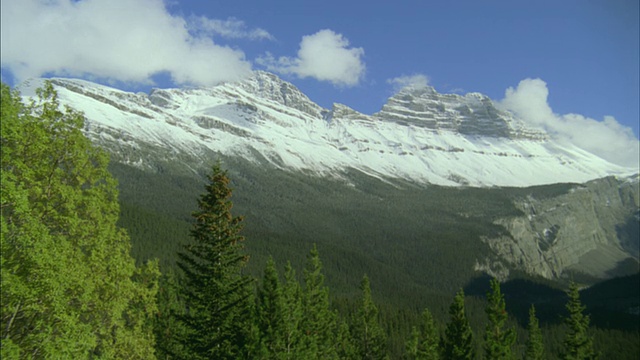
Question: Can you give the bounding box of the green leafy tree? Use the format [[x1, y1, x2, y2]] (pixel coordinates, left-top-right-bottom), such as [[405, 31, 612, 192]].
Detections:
[[301, 244, 338, 359], [442, 289, 475, 360], [1, 81, 159, 358], [483, 278, 516, 359], [523, 305, 544, 360], [561, 282, 597, 360], [405, 308, 440, 360], [176, 164, 255, 360], [352, 274, 389, 360]]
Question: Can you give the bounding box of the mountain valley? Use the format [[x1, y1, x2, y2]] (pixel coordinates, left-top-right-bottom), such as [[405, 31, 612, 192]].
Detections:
[[18, 73, 638, 289], [12, 73, 640, 358]]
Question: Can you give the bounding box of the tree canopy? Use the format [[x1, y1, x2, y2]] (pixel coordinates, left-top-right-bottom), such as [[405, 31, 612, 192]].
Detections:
[[442, 289, 475, 360], [483, 278, 516, 359], [1, 81, 159, 359]]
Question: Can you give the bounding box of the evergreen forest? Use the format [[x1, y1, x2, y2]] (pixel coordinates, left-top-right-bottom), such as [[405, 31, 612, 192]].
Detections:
[[2, 82, 639, 359]]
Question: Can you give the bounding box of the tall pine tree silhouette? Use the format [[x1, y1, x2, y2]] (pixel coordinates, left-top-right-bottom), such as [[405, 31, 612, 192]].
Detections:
[[177, 164, 255, 360], [562, 282, 597, 360], [483, 278, 516, 359], [442, 289, 475, 360], [352, 275, 388, 360], [301, 245, 338, 359], [524, 305, 544, 360], [405, 308, 440, 360], [257, 257, 286, 358]]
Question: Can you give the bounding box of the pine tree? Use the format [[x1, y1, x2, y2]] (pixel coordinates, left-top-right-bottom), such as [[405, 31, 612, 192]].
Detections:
[[281, 261, 305, 359], [176, 164, 255, 360], [301, 244, 338, 359], [483, 278, 516, 359], [405, 308, 440, 360], [1, 81, 159, 358], [257, 257, 286, 359], [352, 274, 389, 360], [442, 289, 475, 360], [154, 270, 189, 359], [336, 319, 357, 359], [561, 282, 597, 360], [524, 305, 544, 360]]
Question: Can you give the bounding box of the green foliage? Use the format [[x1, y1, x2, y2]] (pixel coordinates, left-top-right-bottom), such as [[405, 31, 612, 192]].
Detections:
[[443, 289, 476, 360], [336, 319, 358, 359], [561, 282, 597, 360], [405, 308, 440, 360], [154, 270, 188, 359], [257, 257, 286, 358], [175, 165, 255, 360], [301, 245, 339, 359], [352, 275, 389, 360], [0, 81, 159, 358], [524, 305, 544, 360], [104, 133, 639, 360], [281, 261, 306, 359], [483, 279, 516, 359]]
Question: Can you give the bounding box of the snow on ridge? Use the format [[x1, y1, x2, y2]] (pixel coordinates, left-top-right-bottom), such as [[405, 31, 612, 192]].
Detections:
[[20, 74, 637, 187]]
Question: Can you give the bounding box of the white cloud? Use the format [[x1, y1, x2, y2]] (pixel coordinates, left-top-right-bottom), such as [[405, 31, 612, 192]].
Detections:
[[0, 0, 254, 86], [257, 29, 365, 87], [500, 78, 640, 168], [387, 74, 430, 91], [188, 16, 274, 41]]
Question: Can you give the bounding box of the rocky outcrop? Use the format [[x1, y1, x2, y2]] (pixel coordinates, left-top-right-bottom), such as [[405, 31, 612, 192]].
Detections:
[[483, 175, 640, 280], [235, 71, 324, 118], [374, 86, 547, 140]]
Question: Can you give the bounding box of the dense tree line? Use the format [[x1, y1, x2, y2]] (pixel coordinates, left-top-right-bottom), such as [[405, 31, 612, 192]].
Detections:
[[153, 161, 602, 360], [1, 83, 634, 359]]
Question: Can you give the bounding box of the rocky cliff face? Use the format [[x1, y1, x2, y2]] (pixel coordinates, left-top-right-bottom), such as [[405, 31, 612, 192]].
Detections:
[[374, 86, 547, 140], [480, 175, 640, 281]]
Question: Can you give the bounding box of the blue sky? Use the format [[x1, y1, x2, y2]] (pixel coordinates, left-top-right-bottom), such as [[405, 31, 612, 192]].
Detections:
[[2, 0, 639, 166]]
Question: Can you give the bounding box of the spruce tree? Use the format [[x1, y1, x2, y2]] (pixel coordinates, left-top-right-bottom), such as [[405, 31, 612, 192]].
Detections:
[[257, 257, 286, 358], [405, 308, 440, 360], [176, 164, 254, 360], [524, 305, 544, 360], [281, 261, 305, 359], [483, 278, 515, 359], [561, 282, 597, 360], [301, 244, 338, 359], [352, 274, 389, 360], [1, 81, 159, 358], [154, 270, 189, 359], [442, 289, 475, 360], [336, 319, 357, 359]]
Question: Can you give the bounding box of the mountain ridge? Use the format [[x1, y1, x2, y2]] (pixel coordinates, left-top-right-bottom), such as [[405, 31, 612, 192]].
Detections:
[[18, 72, 637, 187]]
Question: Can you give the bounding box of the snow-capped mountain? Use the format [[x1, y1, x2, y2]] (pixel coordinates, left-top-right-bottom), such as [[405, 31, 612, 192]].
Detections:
[[20, 71, 636, 187]]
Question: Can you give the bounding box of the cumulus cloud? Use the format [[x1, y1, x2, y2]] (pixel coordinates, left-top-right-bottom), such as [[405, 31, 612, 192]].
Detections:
[[257, 29, 365, 87], [387, 74, 430, 91], [500, 78, 640, 168], [0, 0, 254, 86], [188, 16, 274, 41]]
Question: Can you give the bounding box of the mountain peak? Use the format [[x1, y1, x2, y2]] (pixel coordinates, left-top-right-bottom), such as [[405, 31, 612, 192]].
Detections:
[[230, 71, 324, 118], [375, 83, 545, 140], [22, 74, 635, 187]]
